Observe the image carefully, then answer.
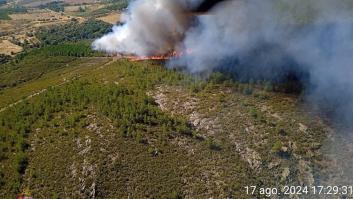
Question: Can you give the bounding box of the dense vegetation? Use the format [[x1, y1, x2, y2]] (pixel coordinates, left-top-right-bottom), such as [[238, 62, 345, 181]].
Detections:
[[0, 54, 11, 64], [39, 1, 64, 12], [39, 42, 103, 57], [0, 53, 204, 198], [0, 79, 194, 197], [36, 19, 111, 46]]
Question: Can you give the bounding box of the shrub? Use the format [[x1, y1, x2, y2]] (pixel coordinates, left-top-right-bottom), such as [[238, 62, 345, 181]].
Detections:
[[249, 108, 258, 119], [205, 138, 221, 151], [209, 72, 227, 84], [0, 170, 5, 187], [271, 140, 282, 153], [168, 190, 182, 199], [242, 85, 253, 95], [135, 131, 144, 143], [264, 81, 273, 92], [16, 154, 28, 174]]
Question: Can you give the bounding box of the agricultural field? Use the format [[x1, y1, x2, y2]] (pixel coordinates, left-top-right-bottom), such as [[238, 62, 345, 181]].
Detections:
[[0, 0, 125, 56]]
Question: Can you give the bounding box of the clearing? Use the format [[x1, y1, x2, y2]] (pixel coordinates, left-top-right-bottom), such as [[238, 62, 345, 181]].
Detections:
[[97, 12, 121, 25], [0, 40, 23, 55]]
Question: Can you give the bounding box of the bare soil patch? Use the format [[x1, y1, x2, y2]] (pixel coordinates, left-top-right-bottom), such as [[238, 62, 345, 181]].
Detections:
[[0, 40, 23, 55], [97, 12, 121, 25], [0, 21, 16, 32]]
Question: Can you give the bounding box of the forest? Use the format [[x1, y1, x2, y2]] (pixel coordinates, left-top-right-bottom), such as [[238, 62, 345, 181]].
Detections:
[[39, 1, 65, 12], [36, 19, 111, 46], [0, 63, 195, 197]]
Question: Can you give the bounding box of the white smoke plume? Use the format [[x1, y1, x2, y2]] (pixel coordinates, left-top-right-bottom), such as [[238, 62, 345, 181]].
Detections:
[[92, 0, 199, 56]]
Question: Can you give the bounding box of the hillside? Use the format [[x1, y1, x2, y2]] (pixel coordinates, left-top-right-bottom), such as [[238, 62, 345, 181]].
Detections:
[[0, 46, 333, 198], [0, 0, 351, 198]]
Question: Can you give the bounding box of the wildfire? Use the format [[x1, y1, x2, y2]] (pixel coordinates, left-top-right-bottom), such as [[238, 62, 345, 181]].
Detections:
[[114, 51, 182, 62]]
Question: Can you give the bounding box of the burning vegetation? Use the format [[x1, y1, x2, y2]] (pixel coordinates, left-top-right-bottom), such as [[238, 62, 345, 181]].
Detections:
[[115, 50, 181, 61]]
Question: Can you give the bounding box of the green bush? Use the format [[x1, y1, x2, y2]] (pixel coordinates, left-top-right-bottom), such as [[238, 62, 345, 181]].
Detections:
[[204, 138, 221, 151], [39, 1, 64, 12], [168, 190, 183, 199], [249, 108, 258, 118], [271, 140, 282, 153], [209, 72, 227, 84]]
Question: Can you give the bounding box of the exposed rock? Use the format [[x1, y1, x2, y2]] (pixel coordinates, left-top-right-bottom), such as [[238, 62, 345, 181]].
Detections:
[[281, 167, 290, 182], [268, 158, 281, 169], [298, 160, 314, 186], [150, 85, 262, 170], [299, 123, 308, 132]]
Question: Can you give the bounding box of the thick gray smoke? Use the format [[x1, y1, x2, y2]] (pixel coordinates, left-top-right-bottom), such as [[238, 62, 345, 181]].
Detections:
[[93, 0, 353, 184], [171, 0, 353, 122], [172, 0, 353, 185]]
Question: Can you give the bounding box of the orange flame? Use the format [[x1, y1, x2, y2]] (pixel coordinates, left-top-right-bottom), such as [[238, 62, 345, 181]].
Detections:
[[114, 51, 183, 62]]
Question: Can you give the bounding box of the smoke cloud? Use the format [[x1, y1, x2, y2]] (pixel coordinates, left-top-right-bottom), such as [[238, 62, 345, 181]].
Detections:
[[93, 0, 353, 184], [93, 0, 353, 122], [173, 0, 353, 122], [92, 0, 198, 56]]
